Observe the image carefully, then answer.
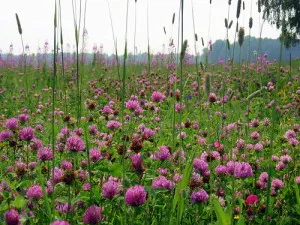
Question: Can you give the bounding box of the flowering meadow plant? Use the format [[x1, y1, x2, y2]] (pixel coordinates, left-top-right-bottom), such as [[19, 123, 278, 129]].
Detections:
[[0, 1, 299, 224]]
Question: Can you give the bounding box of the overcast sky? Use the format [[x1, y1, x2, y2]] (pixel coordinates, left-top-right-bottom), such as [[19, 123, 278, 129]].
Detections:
[[0, 0, 280, 55]]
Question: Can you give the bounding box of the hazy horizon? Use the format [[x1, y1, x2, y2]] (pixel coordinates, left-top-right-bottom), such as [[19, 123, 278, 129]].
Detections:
[[1, 0, 281, 55]]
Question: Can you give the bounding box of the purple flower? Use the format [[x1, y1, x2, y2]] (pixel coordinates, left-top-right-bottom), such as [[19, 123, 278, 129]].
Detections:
[[234, 162, 253, 178], [6, 118, 18, 130], [125, 100, 140, 111], [102, 177, 121, 199], [37, 147, 53, 161], [141, 128, 156, 139], [208, 93, 217, 102], [254, 142, 263, 151], [106, 120, 121, 130], [284, 130, 296, 140], [153, 146, 171, 160], [295, 176, 300, 184], [102, 105, 114, 114], [250, 131, 260, 140], [83, 205, 102, 225], [175, 103, 185, 112], [151, 91, 165, 102], [88, 125, 98, 135], [215, 165, 227, 175], [19, 127, 34, 141], [82, 183, 91, 192], [190, 189, 209, 203], [130, 154, 144, 172], [61, 161, 73, 170], [30, 138, 43, 150], [51, 220, 70, 225], [26, 184, 43, 200], [89, 148, 102, 162], [0, 131, 12, 142], [18, 113, 29, 123], [4, 209, 19, 225], [272, 179, 284, 189], [125, 185, 147, 206], [193, 158, 208, 172], [288, 138, 299, 146], [280, 155, 292, 163], [152, 176, 174, 190], [66, 136, 85, 152], [51, 167, 64, 184], [56, 202, 74, 213]]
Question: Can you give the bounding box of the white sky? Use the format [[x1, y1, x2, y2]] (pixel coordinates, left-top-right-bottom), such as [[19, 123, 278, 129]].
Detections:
[[0, 0, 280, 55]]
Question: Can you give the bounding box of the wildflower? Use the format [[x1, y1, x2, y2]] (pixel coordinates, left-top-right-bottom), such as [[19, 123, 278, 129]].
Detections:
[[152, 176, 174, 190], [284, 130, 296, 140], [102, 177, 122, 199], [56, 202, 74, 213], [153, 146, 171, 160], [102, 105, 114, 114], [208, 93, 217, 102], [37, 147, 53, 161], [19, 127, 34, 141], [26, 184, 43, 200], [125, 185, 147, 206], [142, 128, 156, 139], [61, 161, 73, 170], [234, 162, 253, 178], [190, 189, 209, 203], [0, 131, 12, 142], [254, 142, 263, 151], [271, 179, 284, 189], [275, 161, 286, 171], [151, 91, 165, 102], [30, 138, 43, 150], [51, 220, 70, 225], [106, 120, 121, 130], [88, 125, 98, 135], [245, 194, 259, 205], [175, 103, 185, 112], [250, 131, 260, 140], [66, 136, 85, 152], [177, 131, 187, 140], [130, 153, 145, 172], [82, 183, 91, 192], [83, 205, 102, 225], [173, 173, 183, 183], [193, 158, 208, 172], [280, 155, 292, 164], [5, 118, 18, 130], [89, 148, 102, 162], [157, 168, 168, 176], [18, 113, 29, 123], [125, 100, 140, 111], [215, 165, 227, 175], [51, 167, 64, 184], [4, 209, 20, 225]]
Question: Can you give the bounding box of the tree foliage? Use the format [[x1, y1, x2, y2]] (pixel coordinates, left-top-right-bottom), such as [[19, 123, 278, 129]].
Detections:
[[261, 0, 300, 46]]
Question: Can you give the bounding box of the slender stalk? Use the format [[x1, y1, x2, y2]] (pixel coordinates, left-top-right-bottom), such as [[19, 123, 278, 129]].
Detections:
[[147, 0, 151, 74], [58, 0, 67, 113], [51, 0, 57, 220], [121, 1, 130, 224], [191, 0, 200, 105], [72, 0, 82, 125], [106, 0, 121, 80], [178, 0, 185, 160], [134, 0, 137, 64]]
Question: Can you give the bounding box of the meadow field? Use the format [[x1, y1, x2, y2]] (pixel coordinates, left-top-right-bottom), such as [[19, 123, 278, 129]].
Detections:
[[0, 0, 299, 224]]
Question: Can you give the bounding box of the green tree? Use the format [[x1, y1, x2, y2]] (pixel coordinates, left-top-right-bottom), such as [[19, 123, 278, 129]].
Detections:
[[261, 0, 300, 46]]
